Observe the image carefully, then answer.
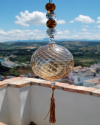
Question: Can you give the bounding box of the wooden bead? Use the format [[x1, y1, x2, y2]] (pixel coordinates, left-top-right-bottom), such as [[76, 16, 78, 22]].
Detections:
[[46, 20, 57, 28], [45, 3, 56, 12]]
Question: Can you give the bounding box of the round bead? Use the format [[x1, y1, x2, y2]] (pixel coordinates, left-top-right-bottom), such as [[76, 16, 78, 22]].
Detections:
[[45, 3, 56, 12], [49, 37, 55, 43], [46, 12, 56, 20], [46, 19, 57, 28], [46, 28, 57, 37], [31, 43, 74, 81]]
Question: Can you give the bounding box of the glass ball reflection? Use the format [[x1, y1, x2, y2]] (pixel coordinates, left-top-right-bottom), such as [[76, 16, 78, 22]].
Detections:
[[46, 28, 57, 37], [31, 43, 74, 81], [46, 12, 56, 20]]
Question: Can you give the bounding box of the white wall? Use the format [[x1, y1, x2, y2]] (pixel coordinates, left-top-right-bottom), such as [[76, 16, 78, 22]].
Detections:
[[31, 85, 100, 125], [0, 87, 9, 124], [7, 86, 31, 125], [19, 86, 31, 125], [7, 87, 21, 125], [1, 85, 100, 125]]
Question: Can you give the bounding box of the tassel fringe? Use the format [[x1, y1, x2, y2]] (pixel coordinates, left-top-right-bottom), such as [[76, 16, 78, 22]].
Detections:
[[44, 85, 56, 124]]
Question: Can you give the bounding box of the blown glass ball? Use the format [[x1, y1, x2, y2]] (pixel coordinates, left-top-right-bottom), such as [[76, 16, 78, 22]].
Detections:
[[46, 19, 57, 28], [46, 28, 57, 37], [46, 12, 56, 20], [45, 3, 56, 12], [31, 43, 74, 81]]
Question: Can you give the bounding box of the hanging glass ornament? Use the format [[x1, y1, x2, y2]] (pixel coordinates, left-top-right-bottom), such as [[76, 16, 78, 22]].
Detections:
[[45, 3, 56, 12], [31, 0, 74, 123], [31, 44, 74, 81], [46, 12, 56, 20], [46, 28, 57, 37], [46, 19, 57, 28]]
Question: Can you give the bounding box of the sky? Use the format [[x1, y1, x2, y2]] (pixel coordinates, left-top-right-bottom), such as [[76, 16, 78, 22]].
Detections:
[[0, 0, 100, 42]]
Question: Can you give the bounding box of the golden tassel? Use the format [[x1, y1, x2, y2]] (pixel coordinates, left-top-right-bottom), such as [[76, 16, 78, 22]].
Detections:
[[44, 85, 56, 124]]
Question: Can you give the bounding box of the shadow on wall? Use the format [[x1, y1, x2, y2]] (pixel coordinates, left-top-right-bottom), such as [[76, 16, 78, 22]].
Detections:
[[0, 88, 9, 124], [29, 121, 37, 125], [20, 86, 31, 125]]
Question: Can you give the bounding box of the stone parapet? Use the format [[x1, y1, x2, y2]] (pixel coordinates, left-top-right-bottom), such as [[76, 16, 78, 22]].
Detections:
[[0, 77, 100, 97], [0, 77, 100, 125], [0, 122, 7, 125]]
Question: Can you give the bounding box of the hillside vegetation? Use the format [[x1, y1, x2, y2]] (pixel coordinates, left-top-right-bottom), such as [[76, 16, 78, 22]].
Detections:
[[0, 41, 100, 68]]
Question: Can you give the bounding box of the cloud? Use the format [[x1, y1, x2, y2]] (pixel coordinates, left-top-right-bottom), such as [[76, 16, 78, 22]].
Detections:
[[64, 30, 70, 34], [0, 29, 46, 42], [97, 25, 100, 28], [0, 29, 69, 42], [57, 30, 69, 34], [75, 15, 95, 24], [15, 10, 66, 27], [69, 20, 74, 23], [33, 29, 41, 32], [82, 28, 88, 31], [82, 25, 89, 27], [15, 10, 47, 27], [57, 20, 66, 24], [0, 29, 6, 35], [76, 32, 91, 35], [1, 29, 100, 42], [97, 17, 100, 23], [55, 31, 100, 40]]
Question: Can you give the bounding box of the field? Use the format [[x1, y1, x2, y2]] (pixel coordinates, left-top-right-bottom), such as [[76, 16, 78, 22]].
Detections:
[[18, 67, 33, 75]]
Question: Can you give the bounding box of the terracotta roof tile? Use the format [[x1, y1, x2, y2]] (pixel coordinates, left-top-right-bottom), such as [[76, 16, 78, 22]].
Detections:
[[73, 66, 82, 70], [81, 68, 87, 72]]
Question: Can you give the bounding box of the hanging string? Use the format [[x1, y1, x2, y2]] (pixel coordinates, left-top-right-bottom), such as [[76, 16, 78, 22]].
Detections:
[[49, 0, 52, 3]]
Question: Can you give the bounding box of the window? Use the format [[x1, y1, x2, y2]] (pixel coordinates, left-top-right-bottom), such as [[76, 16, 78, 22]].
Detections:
[[78, 77, 80, 81]]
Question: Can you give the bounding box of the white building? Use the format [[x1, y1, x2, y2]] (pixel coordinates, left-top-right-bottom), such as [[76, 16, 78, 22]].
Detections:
[[74, 68, 97, 86], [84, 77, 100, 87], [1, 61, 17, 68]]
